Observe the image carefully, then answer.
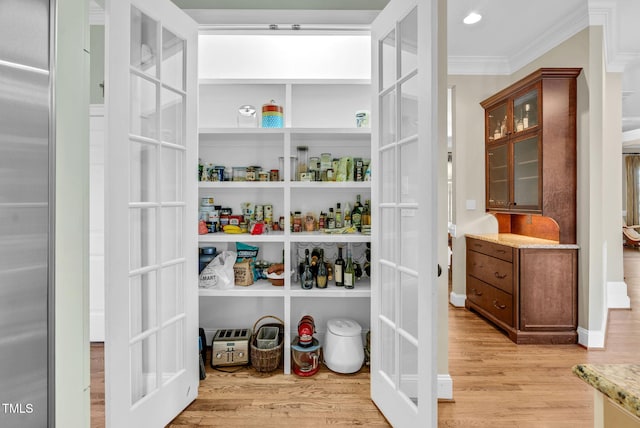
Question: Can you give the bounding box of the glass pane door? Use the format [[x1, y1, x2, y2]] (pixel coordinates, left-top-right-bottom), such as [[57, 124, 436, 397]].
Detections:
[[371, 1, 437, 425], [513, 88, 539, 132], [105, 0, 198, 425], [487, 144, 509, 209], [513, 136, 540, 209]]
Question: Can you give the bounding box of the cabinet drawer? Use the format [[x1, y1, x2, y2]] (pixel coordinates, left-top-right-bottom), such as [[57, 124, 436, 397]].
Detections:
[[467, 277, 514, 327], [467, 250, 513, 294], [467, 238, 513, 262]]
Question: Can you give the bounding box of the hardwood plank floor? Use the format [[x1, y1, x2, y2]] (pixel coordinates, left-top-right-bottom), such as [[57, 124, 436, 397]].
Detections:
[[91, 249, 640, 427]]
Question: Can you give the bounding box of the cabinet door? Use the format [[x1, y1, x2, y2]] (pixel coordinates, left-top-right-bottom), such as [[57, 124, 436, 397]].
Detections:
[[487, 143, 509, 209], [512, 135, 540, 210], [512, 87, 539, 133], [487, 101, 508, 143]]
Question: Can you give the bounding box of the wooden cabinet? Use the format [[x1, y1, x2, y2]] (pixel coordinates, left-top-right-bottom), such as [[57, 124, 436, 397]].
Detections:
[[481, 68, 581, 244], [466, 236, 578, 344]]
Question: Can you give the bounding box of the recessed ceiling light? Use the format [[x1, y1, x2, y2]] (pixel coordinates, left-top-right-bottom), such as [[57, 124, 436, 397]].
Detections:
[[463, 12, 482, 25]]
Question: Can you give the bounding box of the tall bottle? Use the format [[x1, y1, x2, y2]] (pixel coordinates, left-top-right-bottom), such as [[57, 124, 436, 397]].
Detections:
[[344, 245, 355, 289], [335, 203, 343, 228], [523, 104, 530, 128], [362, 199, 371, 226], [301, 249, 314, 290], [334, 246, 345, 286], [352, 195, 362, 232], [316, 249, 328, 288], [344, 202, 352, 227], [327, 207, 335, 229]]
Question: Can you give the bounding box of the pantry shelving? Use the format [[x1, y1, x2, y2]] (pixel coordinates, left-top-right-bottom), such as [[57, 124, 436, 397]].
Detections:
[[196, 43, 372, 374]]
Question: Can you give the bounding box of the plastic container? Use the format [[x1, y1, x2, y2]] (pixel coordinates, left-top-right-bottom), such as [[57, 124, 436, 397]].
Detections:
[[323, 318, 364, 374], [256, 326, 280, 349]]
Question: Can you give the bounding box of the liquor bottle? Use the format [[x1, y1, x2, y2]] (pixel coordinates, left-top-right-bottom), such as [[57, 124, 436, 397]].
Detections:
[[352, 195, 362, 232], [362, 199, 371, 226], [344, 202, 352, 227], [316, 249, 328, 288], [344, 246, 355, 289], [334, 247, 344, 286], [523, 104, 530, 128], [335, 202, 343, 228], [327, 208, 335, 229], [301, 249, 314, 290]]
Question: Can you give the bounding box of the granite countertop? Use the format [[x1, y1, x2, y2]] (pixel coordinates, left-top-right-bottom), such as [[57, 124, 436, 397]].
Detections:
[[573, 364, 640, 419], [466, 233, 580, 249]]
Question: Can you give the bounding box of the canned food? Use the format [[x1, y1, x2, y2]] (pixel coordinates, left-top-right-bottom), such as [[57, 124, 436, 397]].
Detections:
[[270, 169, 279, 182]]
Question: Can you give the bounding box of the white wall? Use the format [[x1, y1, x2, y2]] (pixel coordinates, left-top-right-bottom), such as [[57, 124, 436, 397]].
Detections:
[[55, 0, 91, 426]]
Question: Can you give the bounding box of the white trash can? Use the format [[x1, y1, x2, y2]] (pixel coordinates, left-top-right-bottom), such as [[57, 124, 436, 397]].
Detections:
[[323, 318, 364, 374]]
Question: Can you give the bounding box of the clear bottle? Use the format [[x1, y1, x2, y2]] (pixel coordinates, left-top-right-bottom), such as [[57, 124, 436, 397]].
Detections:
[[334, 246, 344, 286], [327, 208, 335, 229], [296, 146, 308, 181], [523, 104, 530, 128], [316, 249, 328, 289], [344, 202, 352, 227], [352, 195, 362, 232], [344, 246, 355, 289], [301, 249, 314, 290], [335, 203, 343, 228]]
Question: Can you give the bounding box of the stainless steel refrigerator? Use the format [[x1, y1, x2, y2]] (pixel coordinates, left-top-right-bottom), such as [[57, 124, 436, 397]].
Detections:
[[0, 0, 53, 426]]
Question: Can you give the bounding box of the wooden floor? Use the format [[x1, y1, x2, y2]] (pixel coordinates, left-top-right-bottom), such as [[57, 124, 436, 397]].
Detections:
[[91, 249, 640, 427]]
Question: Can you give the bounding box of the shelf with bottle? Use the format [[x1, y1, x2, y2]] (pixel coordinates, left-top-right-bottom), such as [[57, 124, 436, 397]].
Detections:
[[290, 242, 370, 296]]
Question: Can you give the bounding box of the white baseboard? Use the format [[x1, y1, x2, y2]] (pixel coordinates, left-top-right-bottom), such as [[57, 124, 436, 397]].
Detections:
[[438, 373, 453, 400], [608, 281, 631, 309], [90, 311, 105, 342], [577, 326, 605, 349], [449, 292, 466, 308]]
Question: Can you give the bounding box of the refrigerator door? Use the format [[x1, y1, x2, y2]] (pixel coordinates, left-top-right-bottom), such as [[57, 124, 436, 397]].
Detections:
[[0, 1, 51, 426]]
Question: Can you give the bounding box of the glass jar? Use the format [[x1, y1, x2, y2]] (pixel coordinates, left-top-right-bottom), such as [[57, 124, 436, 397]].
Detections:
[[232, 167, 247, 181], [237, 105, 257, 128], [296, 146, 308, 181]]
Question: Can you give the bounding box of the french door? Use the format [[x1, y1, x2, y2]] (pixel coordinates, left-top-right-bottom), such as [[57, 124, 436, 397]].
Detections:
[[370, 0, 439, 426], [104, 0, 198, 426]]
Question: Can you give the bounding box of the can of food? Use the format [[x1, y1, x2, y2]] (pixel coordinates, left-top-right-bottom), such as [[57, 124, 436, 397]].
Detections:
[[270, 169, 279, 182], [201, 197, 215, 206], [255, 205, 264, 221]]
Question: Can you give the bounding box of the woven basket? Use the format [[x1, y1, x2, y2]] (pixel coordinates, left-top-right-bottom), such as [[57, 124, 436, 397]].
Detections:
[[250, 315, 284, 372]]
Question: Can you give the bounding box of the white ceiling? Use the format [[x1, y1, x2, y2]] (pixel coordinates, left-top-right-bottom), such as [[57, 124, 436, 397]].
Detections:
[[169, 0, 640, 140]]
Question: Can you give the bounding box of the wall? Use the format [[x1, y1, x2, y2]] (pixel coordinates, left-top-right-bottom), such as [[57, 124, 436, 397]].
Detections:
[[449, 27, 623, 347], [448, 74, 509, 305], [55, 0, 90, 426]]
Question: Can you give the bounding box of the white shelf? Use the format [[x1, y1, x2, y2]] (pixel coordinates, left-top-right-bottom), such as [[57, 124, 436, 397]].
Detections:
[[290, 181, 370, 189], [199, 181, 285, 189], [199, 127, 286, 135], [198, 127, 371, 136], [199, 280, 285, 297], [198, 232, 285, 243], [289, 280, 371, 298], [290, 232, 371, 243]]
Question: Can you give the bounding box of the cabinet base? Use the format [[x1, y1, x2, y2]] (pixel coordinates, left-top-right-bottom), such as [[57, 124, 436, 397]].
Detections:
[[466, 303, 577, 345]]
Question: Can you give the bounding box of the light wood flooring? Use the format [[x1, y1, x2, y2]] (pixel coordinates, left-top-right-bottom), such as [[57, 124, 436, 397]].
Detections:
[[91, 249, 640, 427]]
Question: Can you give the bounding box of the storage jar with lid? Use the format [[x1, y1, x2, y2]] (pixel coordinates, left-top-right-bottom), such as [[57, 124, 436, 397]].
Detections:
[[261, 100, 283, 128]]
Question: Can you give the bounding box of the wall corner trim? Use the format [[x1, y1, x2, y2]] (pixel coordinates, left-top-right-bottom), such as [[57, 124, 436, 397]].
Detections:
[[577, 326, 606, 349], [438, 373, 453, 400], [607, 281, 631, 309], [449, 292, 466, 308]]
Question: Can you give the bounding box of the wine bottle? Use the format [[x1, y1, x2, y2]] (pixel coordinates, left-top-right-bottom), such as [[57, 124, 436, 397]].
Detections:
[[344, 246, 355, 289], [334, 247, 344, 286], [362, 199, 371, 226], [328, 207, 335, 229], [301, 249, 314, 290], [316, 249, 328, 288], [352, 195, 362, 232]]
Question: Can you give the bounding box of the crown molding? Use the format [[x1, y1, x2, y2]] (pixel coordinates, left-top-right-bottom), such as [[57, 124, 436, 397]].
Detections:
[[623, 127, 640, 144], [447, 56, 510, 76], [509, 7, 589, 74], [184, 9, 378, 26]]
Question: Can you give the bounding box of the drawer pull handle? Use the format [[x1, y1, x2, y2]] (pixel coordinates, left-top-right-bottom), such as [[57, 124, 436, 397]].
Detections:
[[494, 272, 507, 279], [496, 249, 506, 254], [474, 243, 482, 248], [493, 300, 507, 310], [471, 288, 483, 296]]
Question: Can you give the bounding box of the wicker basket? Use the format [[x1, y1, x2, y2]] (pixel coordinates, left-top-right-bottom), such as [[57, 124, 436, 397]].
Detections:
[[250, 315, 284, 372]]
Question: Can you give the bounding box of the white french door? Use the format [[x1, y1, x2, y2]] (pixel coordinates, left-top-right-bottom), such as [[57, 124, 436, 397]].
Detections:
[[104, 0, 198, 426], [370, 0, 439, 426]]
